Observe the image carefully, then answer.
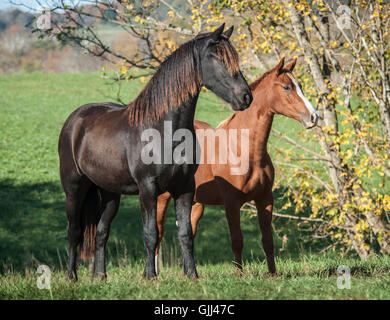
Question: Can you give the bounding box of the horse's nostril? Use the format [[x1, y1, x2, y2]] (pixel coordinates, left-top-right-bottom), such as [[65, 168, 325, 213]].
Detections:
[[244, 93, 251, 106], [310, 113, 317, 123]]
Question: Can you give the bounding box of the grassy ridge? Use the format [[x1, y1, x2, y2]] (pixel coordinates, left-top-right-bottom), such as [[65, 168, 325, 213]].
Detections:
[[1, 255, 389, 299]]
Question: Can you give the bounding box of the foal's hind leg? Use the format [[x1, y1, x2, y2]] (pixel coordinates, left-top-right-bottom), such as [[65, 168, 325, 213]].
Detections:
[[255, 194, 276, 274], [191, 202, 205, 237], [224, 197, 244, 271], [92, 191, 121, 280], [155, 192, 172, 274]]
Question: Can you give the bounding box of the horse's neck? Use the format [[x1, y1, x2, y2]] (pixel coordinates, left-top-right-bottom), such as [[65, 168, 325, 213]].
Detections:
[[251, 109, 274, 165], [160, 94, 200, 130], [232, 91, 274, 165]]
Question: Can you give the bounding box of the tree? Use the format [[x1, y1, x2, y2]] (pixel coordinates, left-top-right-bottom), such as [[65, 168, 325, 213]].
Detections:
[[213, 0, 389, 258]]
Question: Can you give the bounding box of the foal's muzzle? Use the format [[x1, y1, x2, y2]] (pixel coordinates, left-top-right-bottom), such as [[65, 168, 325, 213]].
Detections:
[[302, 111, 319, 129]]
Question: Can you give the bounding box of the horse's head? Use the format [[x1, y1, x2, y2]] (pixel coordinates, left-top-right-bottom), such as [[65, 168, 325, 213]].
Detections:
[[263, 57, 318, 129], [195, 24, 252, 111]]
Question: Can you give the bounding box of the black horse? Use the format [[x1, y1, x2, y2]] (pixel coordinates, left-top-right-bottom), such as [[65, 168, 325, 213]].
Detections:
[[58, 24, 252, 280]]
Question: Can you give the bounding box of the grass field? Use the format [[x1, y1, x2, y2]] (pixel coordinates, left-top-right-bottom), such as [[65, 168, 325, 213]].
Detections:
[[1, 255, 389, 299], [0, 72, 389, 300]]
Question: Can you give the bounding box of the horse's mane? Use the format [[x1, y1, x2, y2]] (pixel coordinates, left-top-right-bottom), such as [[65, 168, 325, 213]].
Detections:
[[249, 69, 274, 91], [128, 37, 240, 126]]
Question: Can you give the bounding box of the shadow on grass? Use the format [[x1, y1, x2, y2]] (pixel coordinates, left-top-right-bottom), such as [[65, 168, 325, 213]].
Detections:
[[0, 179, 331, 273]]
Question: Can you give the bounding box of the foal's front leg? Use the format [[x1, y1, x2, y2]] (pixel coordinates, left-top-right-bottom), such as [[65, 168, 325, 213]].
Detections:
[[139, 182, 159, 280], [255, 193, 276, 274], [174, 182, 198, 278]]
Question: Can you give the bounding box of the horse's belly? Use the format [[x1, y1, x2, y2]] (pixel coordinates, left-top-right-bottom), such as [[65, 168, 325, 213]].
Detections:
[[157, 163, 198, 194], [77, 141, 137, 194], [193, 178, 223, 204], [82, 163, 138, 195]]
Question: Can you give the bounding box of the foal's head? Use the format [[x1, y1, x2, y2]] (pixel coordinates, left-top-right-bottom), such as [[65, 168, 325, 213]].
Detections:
[[195, 24, 252, 111], [253, 57, 318, 129]]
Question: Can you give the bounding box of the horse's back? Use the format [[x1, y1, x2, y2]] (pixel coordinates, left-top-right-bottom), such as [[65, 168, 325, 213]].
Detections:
[[59, 102, 126, 157], [61, 102, 126, 129], [194, 119, 213, 130]]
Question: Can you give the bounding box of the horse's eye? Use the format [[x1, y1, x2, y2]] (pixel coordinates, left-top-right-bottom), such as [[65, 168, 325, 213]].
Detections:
[[283, 85, 291, 91]]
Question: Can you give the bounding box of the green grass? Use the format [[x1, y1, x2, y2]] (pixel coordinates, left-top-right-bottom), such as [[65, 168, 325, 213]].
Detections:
[[0, 72, 388, 300], [1, 255, 389, 299]]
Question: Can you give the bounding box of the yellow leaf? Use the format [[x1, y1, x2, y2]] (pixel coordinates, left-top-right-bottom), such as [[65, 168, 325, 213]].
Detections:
[[120, 66, 127, 74]]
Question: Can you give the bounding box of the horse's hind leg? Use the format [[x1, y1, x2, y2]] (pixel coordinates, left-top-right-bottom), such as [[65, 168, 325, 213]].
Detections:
[[139, 181, 159, 280], [224, 196, 244, 271], [92, 191, 120, 280], [255, 194, 276, 274], [63, 176, 91, 281], [191, 202, 204, 237]]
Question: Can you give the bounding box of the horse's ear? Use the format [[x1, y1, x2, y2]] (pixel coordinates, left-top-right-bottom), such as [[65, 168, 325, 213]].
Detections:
[[275, 57, 285, 75], [284, 58, 297, 72], [209, 23, 225, 41], [223, 26, 234, 39]]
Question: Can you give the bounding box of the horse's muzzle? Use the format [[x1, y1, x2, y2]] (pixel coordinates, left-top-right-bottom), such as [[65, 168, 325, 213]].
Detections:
[[302, 111, 319, 129], [232, 90, 253, 111]]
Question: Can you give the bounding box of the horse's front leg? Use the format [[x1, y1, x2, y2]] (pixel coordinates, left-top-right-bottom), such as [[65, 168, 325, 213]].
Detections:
[[139, 181, 159, 280], [173, 179, 198, 279], [255, 193, 276, 274]]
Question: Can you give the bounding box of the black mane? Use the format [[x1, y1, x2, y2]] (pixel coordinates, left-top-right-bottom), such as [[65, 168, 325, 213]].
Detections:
[[128, 35, 240, 126]]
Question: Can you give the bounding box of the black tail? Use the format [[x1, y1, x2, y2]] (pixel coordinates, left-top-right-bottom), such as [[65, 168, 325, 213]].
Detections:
[[79, 184, 103, 261]]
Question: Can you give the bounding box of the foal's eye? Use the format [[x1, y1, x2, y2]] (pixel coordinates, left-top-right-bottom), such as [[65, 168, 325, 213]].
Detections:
[[283, 85, 291, 91]]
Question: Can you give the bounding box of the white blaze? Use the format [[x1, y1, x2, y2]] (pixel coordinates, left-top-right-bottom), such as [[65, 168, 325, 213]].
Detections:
[[291, 76, 318, 117]]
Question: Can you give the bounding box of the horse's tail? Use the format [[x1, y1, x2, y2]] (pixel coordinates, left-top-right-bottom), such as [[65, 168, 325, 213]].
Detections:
[[79, 184, 103, 261]]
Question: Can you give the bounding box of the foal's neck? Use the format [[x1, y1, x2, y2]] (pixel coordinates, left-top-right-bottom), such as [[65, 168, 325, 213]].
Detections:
[[245, 87, 274, 165]]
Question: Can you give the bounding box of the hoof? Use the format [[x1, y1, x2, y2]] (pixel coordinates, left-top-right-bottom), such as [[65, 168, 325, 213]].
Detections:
[[67, 271, 78, 282], [144, 273, 157, 280], [234, 268, 244, 277], [185, 269, 199, 279], [92, 272, 107, 281], [143, 268, 157, 280]]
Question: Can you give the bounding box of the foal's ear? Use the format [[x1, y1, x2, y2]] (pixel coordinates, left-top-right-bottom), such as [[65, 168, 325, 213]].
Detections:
[[209, 23, 225, 41], [284, 58, 297, 72], [275, 57, 285, 75], [223, 26, 234, 39]]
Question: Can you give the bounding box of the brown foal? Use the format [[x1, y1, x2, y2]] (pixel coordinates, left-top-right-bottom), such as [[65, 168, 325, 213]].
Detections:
[[156, 58, 318, 274]]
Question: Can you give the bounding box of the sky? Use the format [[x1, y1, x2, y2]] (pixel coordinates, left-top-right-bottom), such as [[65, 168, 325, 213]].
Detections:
[[0, 0, 43, 11], [0, 0, 92, 11]]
